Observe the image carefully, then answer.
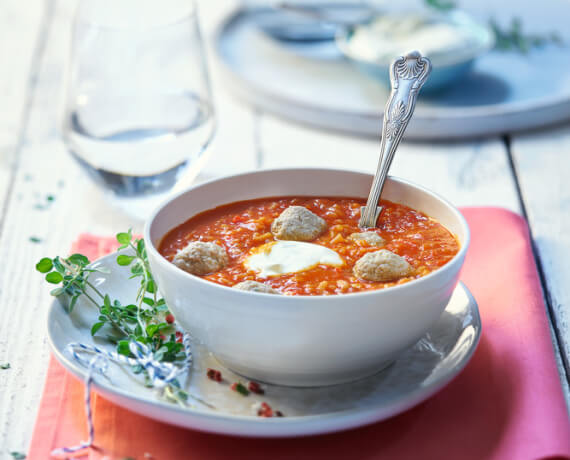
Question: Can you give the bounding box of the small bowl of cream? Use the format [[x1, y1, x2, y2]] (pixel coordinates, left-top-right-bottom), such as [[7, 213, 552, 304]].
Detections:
[[336, 10, 495, 92]]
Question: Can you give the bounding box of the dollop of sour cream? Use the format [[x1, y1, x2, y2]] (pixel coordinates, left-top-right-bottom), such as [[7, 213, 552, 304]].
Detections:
[[347, 13, 480, 63], [244, 241, 344, 277]]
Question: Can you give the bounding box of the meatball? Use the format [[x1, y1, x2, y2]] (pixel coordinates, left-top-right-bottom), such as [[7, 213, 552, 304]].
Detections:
[[349, 232, 386, 247], [353, 249, 413, 282], [172, 241, 228, 276], [233, 280, 281, 294], [271, 206, 327, 241]]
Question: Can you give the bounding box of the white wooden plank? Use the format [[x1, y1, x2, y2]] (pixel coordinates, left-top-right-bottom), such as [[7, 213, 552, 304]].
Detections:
[[258, 114, 521, 212], [0, 0, 258, 455], [510, 125, 570, 406], [0, 0, 52, 457], [0, 0, 46, 218]]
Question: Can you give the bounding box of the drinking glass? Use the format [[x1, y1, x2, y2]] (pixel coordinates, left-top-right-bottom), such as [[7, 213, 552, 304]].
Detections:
[[63, 0, 215, 219]]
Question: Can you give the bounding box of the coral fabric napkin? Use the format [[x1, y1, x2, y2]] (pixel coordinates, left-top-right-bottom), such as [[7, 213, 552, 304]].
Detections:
[[29, 208, 570, 460]]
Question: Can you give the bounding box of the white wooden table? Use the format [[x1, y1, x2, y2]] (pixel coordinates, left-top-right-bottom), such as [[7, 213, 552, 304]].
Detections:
[[0, 0, 568, 456]]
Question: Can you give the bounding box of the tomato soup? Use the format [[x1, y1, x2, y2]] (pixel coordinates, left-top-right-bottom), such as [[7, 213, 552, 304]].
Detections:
[[158, 197, 460, 296]]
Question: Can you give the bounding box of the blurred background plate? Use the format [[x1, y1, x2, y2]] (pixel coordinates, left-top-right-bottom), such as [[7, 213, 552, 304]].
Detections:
[[214, 4, 570, 140]]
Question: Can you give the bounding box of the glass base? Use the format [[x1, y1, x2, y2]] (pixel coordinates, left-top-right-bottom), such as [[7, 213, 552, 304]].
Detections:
[[70, 147, 212, 222]]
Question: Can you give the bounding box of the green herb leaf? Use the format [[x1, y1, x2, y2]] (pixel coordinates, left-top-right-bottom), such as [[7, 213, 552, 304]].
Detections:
[[176, 389, 189, 401], [91, 322, 105, 336], [146, 324, 159, 337], [0, 363, 10, 369], [29, 236, 42, 243], [52, 257, 65, 273], [10, 452, 26, 460], [36, 258, 53, 273], [50, 287, 64, 296], [154, 345, 168, 361], [45, 272, 63, 284], [117, 340, 131, 356], [142, 297, 155, 306], [68, 253, 90, 265], [116, 231, 132, 245], [424, 0, 455, 11], [130, 262, 144, 276], [69, 294, 80, 312], [232, 382, 250, 396], [131, 364, 144, 374], [117, 254, 135, 266]]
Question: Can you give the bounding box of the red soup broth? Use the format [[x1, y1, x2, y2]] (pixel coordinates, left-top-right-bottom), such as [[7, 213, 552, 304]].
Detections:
[[158, 197, 460, 296]]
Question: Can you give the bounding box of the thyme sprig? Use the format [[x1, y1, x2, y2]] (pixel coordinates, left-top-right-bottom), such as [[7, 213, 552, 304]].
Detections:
[[489, 17, 563, 54], [36, 231, 192, 407]]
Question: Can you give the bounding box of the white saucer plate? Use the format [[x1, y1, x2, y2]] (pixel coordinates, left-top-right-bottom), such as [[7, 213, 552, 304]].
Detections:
[[48, 252, 481, 437]]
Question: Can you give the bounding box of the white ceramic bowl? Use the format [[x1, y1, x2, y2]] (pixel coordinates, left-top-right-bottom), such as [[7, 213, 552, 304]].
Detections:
[[145, 168, 470, 387]]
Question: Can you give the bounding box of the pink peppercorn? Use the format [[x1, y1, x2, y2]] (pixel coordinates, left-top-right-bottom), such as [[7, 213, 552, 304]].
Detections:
[[206, 368, 222, 382], [257, 402, 273, 417], [248, 381, 264, 395]]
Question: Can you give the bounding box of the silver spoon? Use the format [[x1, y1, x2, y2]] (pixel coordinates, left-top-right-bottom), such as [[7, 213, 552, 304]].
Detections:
[[359, 51, 431, 229]]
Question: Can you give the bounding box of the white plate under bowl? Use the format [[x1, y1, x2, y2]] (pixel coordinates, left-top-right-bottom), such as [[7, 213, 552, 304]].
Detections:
[[47, 251, 481, 437], [214, 4, 570, 139]]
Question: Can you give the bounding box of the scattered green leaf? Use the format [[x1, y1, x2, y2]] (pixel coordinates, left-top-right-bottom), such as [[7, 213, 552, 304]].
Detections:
[[10, 452, 26, 460], [0, 363, 10, 369], [29, 236, 42, 243], [232, 382, 250, 396], [33, 194, 56, 210]]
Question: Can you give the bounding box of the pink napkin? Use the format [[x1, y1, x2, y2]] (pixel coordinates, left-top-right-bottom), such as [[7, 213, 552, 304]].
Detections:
[[28, 208, 570, 459]]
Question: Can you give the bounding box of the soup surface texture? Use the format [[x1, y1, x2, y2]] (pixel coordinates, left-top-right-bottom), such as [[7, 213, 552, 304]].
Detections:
[[158, 197, 460, 295]]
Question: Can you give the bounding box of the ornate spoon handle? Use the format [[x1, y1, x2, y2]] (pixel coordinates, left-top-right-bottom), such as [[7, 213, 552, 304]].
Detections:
[[359, 51, 431, 229]]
